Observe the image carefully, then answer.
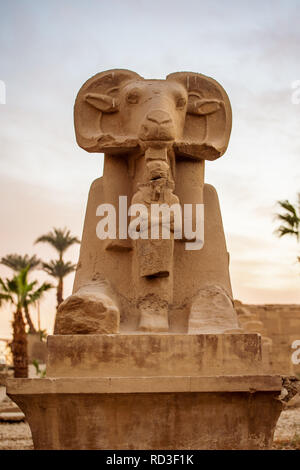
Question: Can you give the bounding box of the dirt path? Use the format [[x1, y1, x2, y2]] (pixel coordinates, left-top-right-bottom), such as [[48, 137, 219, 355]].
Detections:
[[0, 422, 33, 450], [272, 406, 300, 449]]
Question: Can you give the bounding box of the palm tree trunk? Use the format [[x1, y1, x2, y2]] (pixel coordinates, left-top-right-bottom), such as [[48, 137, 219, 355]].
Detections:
[[24, 303, 36, 333], [11, 308, 28, 378], [57, 277, 63, 308], [54, 277, 64, 333]]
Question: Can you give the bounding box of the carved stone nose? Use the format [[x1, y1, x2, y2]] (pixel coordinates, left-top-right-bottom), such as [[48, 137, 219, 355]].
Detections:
[[146, 110, 171, 125]]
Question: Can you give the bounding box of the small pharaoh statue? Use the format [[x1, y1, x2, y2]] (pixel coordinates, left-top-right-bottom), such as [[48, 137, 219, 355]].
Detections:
[[130, 147, 181, 331]]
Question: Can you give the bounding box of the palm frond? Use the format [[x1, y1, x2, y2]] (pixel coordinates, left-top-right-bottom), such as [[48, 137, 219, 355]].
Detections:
[[278, 198, 298, 214], [17, 265, 30, 286], [276, 213, 298, 226], [28, 282, 53, 304], [0, 253, 41, 272], [275, 196, 300, 241], [6, 278, 18, 294], [275, 226, 299, 238], [42, 259, 77, 279], [0, 277, 15, 306], [0, 292, 13, 306], [0, 277, 9, 293], [1, 267, 52, 311], [35, 227, 80, 256]]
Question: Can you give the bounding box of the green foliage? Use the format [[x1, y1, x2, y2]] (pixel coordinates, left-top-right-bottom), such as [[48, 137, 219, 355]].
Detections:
[[42, 259, 77, 280], [35, 227, 80, 305], [0, 253, 41, 272], [275, 195, 300, 240], [0, 267, 53, 311], [275, 193, 300, 262], [38, 329, 48, 342], [35, 227, 80, 259], [32, 359, 46, 378]]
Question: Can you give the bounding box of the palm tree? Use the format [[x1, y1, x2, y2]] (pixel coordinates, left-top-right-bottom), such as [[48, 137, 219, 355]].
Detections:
[[0, 274, 28, 378], [42, 260, 76, 307], [0, 253, 42, 333], [0, 253, 41, 272], [35, 228, 80, 307], [35, 228, 80, 261], [275, 194, 300, 261], [0, 267, 52, 378]]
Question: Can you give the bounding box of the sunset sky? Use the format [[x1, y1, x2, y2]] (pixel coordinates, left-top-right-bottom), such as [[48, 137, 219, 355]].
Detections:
[[0, 0, 300, 339]]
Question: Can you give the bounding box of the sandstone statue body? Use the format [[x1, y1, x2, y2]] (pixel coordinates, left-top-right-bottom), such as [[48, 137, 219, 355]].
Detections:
[[55, 69, 239, 335]]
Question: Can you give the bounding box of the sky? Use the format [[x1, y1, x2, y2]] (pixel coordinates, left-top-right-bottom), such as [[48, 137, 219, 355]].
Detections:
[[0, 0, 300, 339]]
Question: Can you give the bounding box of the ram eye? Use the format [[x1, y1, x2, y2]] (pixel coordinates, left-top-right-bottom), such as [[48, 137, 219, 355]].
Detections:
[[126, 91, 140, 104], [176, 97, 186, 109]]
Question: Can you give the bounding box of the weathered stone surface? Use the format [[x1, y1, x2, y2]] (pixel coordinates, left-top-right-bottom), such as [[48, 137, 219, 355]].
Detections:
[[188, 284, 240, 333], [137, 295, 169, 332], [55, 286, 120, 335], [7, 375, 282, 395], [46, 333, 263, 378], [27, 333, 47, 363], [7, 376, 282, 450], [236, 302, 300, 375]]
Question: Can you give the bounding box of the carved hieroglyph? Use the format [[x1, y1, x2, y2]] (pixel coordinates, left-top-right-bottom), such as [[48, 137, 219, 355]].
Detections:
[[55, 70, 240, 334]]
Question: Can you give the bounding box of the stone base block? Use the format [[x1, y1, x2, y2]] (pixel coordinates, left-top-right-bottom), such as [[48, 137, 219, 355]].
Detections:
[[7, 334, 283, 449], [6, 375, 282, 450], [47, 333, 263, 377]]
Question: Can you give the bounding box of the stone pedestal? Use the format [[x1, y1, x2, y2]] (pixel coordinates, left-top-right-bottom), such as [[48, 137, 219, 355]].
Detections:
[[6, 333, 283, 450]]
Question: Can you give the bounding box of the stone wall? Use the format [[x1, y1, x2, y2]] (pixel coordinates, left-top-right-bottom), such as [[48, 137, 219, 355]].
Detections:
[[27, 334, 47, 364], [236, 302, 300, 376]]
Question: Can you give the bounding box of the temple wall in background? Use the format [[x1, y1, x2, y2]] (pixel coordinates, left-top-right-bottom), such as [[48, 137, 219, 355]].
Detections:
[[236, 302, 300, 376]]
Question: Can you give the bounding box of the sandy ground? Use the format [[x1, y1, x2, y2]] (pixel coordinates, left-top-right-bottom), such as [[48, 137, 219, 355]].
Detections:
[[273, 406, 300, 449], [0, 386, 299, 450], [0, 422, 33, 450]]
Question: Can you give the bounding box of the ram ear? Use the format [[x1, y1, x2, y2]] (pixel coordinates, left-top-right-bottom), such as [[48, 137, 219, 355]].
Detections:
[[187, 96, 221, 116], [84, 93, 119, 113], [167, 72, 232, 161], [74, 69, 143, 153]]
